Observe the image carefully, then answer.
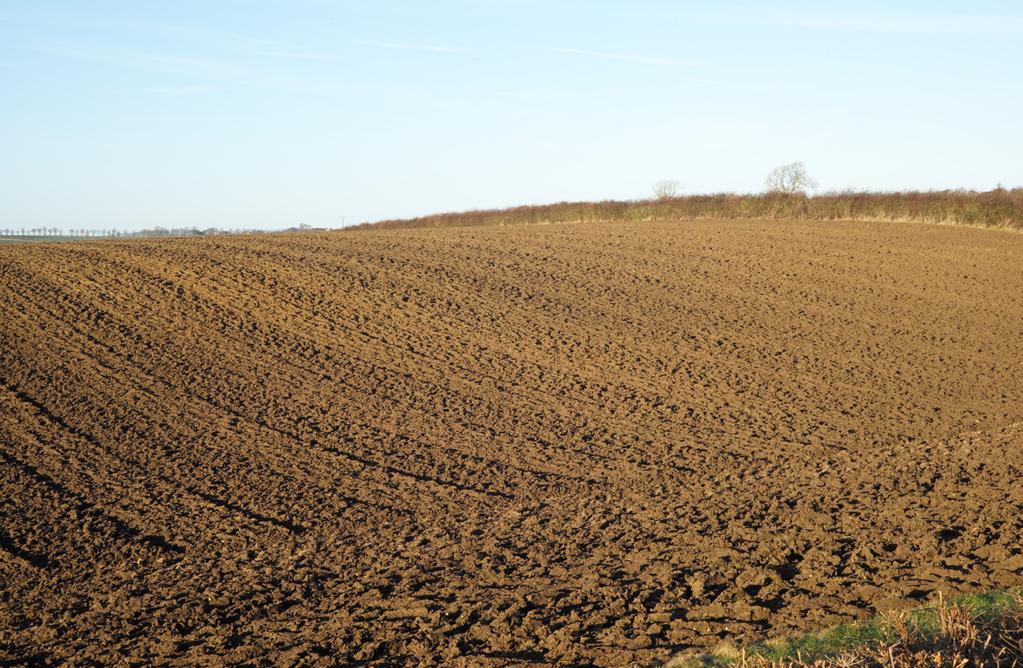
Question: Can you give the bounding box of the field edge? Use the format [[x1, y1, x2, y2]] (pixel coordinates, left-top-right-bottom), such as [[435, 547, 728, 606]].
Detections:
[[668, 587, 1023, 667]]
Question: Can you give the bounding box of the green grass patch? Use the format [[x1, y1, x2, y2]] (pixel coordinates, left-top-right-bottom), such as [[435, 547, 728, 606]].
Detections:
[[671, 588, 1023, 667]]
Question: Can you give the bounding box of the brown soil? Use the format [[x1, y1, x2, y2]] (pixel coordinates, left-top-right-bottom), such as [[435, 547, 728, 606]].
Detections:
[[1, 219, 1021, 666]]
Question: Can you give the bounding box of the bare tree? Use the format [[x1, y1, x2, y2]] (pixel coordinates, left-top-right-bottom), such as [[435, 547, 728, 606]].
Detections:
[[765, 162, 818, 194], [653, 180, 681, 200]]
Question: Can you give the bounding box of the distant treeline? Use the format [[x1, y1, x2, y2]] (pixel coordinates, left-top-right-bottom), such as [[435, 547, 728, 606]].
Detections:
[[0, 224, 328, 240], [0, 227, 254, 239], [351, 189, 1023, 232]]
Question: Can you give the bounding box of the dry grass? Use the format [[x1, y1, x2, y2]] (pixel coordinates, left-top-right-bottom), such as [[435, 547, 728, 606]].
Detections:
[[352, 189, 1023, 232], [671, 590, 1023, 668]]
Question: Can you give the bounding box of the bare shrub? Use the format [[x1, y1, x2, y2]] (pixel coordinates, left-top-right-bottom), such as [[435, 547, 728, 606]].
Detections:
[[653, 180, 681, 200], [766, 162, 819, 194]]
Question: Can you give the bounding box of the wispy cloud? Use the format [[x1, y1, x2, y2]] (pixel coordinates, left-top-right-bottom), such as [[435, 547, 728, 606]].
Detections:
[[39, 44, 217, 74], [6, 13, 341, 62], [244, 49, 337, 61], [762, 10, 1023, 35], [483, 86, 570, 101], [37, 43, 248, 81], [143, 84, 231, 96], [548, 47, 696, 67], [352, 40, 467, 54], [163, 26, 339, 61], [33, 43, 329, 91]]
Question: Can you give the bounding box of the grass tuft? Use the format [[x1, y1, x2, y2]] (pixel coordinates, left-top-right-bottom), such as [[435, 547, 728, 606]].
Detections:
[[669, 588, 1023, 667]]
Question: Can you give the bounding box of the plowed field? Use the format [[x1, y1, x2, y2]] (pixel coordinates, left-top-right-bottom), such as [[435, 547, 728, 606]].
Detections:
[[1, 219, 1022, 666]]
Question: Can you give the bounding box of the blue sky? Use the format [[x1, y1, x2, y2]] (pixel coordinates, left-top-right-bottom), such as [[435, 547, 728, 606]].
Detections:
[[2, 1, 1021, 230]]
